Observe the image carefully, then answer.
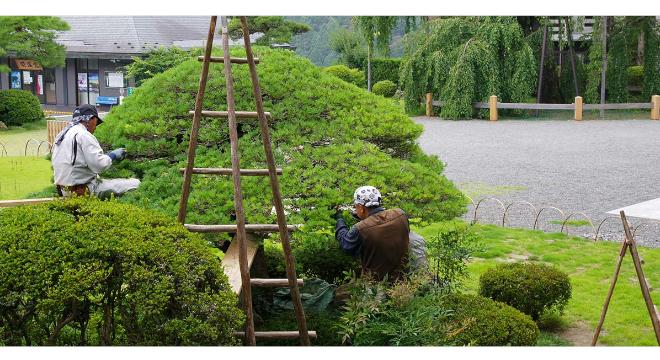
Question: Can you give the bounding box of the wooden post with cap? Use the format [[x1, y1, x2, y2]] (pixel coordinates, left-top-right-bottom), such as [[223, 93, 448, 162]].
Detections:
[[489, 95, 498, 121], [574, 96, 583, 121], [425, 93, 434, 117]]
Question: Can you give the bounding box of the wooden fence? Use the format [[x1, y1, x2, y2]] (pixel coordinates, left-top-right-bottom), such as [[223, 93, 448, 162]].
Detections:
[[425, 94, 660, 121], [46, 120, 69, 146]]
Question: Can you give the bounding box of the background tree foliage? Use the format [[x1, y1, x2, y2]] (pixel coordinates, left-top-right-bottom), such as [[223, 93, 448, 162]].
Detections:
[[400, 17, 536, 119], [228, 16, 311, 46], [123, 47, 201, 87], [95, 47, 466, 282], [353, 16, 398, 91], [288, 16, 352, 66], [0, 16, 70, 72]]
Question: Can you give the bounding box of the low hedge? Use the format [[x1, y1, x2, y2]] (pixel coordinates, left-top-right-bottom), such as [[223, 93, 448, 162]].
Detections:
[[0, 89, 44, 126], [372, 80, 397, 98], [339, 278, 538, 346], [369, 58, 401, 85], [322, 64, 365, 87], [443, 293, 539, 346], [479, 262, 572, 320], [0, 198, 243, 345]]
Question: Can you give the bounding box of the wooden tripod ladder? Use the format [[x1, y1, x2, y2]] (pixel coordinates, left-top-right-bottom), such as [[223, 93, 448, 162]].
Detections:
[[592, 211, 660, 345], [177, 16, 313, 346]]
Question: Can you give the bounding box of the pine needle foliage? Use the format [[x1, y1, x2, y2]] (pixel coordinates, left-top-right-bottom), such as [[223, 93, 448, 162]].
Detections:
[[95, 47, 466, 282]]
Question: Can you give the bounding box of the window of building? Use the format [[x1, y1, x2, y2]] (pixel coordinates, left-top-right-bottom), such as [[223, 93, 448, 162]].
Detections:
[[104, 71, 128, 88]]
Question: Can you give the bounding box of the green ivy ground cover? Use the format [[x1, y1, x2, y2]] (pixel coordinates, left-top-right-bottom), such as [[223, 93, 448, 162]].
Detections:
[[416, 223, 660, 346], [95, 47, 466, 282]]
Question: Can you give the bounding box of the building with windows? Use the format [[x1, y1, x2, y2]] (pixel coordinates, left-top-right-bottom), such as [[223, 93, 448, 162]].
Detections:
[[0, 16, 229, 109]]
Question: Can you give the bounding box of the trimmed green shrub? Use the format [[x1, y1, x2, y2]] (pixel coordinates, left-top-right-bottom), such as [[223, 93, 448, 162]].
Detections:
[[372, 80, 397, 98], [442, 293, 539, 346], [322, 64, 365, 87], [95, 47, 466, 283], [370, 58, 401, 85], [479, 262, 572, 320], [0, 198, 243, 345], [0, 89, 44, 126]]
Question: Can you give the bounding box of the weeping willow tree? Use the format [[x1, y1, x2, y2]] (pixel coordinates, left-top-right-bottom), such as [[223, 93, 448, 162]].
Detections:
[[400, 17, 536, 119]]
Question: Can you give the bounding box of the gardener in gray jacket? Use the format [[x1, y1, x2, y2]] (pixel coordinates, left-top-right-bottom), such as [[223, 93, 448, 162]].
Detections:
[[52, 104, 140, 198]]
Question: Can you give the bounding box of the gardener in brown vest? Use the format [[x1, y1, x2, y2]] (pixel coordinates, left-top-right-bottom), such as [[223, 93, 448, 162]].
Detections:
[[334, 186, 410, 282]]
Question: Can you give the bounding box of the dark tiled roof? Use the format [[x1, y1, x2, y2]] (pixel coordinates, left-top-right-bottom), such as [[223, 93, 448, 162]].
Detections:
[[56, 16, 239, 55]]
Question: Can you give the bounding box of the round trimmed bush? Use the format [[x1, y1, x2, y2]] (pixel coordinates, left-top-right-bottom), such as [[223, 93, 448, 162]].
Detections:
[[0, 198, 243, 346], [372, 80, 397, 98], [0, 89, 44, 126], [479, 263, 572, 320], [322, 64, 365, 87], [443, 293, 539, 346]]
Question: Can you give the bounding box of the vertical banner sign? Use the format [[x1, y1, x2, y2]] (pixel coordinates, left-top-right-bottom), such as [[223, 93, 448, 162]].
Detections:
[[37, 75, 44, 95], [78, 73, 88, 91], [10, 71, 21, 89]]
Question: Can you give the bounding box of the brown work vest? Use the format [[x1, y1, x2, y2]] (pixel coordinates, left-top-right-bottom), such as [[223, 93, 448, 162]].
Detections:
[[355, 208, 410, 282]]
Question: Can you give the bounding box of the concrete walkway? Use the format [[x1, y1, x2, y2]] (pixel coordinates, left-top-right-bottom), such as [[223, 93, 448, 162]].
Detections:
[[414, 117, 660, 247]]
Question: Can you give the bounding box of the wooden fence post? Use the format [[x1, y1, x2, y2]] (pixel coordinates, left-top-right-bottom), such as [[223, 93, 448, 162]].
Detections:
[[652, 95, 660, 120], [425, 93, 433, 117], [575, 96, 583, 121], [489, 95, 498, 121]]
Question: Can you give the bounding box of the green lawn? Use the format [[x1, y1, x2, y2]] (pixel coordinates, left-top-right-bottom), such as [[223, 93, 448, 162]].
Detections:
[[416, 223, 660, 346], [0, 156, 52, 200], [0, 120, 48, 156], [0, 120, 52, 200]]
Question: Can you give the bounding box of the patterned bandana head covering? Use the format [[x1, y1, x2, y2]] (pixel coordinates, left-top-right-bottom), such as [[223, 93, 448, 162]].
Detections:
[[54, 105, 99, 145], [353, 186, 382, 207]]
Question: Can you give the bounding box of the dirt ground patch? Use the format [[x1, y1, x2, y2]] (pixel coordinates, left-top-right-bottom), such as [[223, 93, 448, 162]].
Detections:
[[558, 320, 596, 346]]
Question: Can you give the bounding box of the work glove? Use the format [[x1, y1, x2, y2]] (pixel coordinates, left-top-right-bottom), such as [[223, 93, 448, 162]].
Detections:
[[107, 148, 127, 162], [330, 205, 343, 221]]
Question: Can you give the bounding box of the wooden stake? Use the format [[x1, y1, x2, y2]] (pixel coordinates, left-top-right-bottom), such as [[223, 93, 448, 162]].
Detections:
[[240, 16, 311, 346], [489, 95, 498, 121], [221, 16, 256, 346], [591, 237, 628, 346], [574, 96, 583, 121], [652, 95, 660, 120], [535, 25, 548, 117], [621, 212, 660, 344], [592, 211, 660, 345], [425, 93, 433, 117], [178, 16, 217, 223]]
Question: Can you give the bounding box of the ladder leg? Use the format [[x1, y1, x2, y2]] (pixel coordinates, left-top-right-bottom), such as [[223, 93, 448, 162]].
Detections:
[[591, 238, 628, 345], [220, 16, 256, 346], [621, 212, 660, 345], [178, 16, 217, 223], [240, 16, 311, 346]]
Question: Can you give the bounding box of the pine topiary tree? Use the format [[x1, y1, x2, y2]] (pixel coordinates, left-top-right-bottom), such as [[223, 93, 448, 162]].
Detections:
[[95, 47, 467, 282]]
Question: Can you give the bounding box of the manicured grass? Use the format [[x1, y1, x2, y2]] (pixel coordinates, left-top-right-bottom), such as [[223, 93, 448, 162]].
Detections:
[[0, 119, 48, 156], [416, 223, 660, 346], [0, 156, 52, 200]]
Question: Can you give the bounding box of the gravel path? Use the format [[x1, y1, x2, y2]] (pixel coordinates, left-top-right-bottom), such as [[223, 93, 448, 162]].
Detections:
[[414, 117, 660, 247]]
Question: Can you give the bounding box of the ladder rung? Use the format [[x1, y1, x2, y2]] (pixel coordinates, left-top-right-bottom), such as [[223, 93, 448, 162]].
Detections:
[[250, 278, 304, 287], [233, 331, 317, 340], [189, 110, 272, 120], [198, 56, 259, 64], [179, 168, 282, 176], [184, 224, 298, 233]]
